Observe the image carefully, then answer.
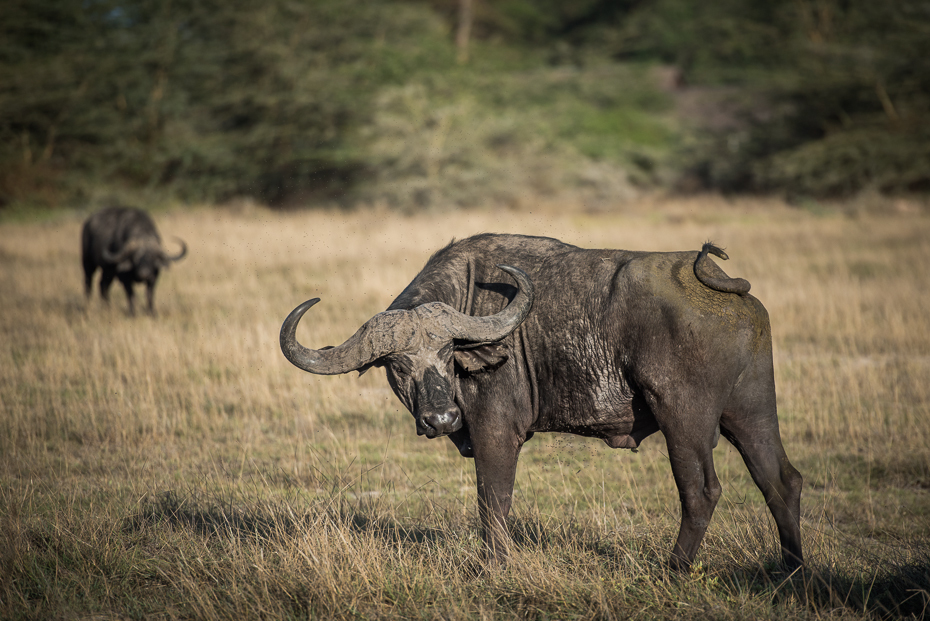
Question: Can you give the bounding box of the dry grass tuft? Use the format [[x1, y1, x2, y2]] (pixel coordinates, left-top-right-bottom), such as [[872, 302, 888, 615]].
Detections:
[[2, 198, 930, 619]]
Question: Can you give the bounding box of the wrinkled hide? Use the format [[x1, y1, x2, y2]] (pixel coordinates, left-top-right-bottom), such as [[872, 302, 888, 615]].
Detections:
[[280, 234, 803, 571], [81, 206, 186, 315]]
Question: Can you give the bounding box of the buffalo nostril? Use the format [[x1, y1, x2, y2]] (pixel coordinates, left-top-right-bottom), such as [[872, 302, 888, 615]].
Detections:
[[422, 409, 462, 437]]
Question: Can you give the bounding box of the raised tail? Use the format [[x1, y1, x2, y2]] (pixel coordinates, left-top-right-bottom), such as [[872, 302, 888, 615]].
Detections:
[[693, 242, 751, 295]]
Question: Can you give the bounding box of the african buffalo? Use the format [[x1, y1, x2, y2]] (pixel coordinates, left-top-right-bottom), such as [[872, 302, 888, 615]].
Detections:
[[280, 234, 802, 571], [81, 206, 187, 315]]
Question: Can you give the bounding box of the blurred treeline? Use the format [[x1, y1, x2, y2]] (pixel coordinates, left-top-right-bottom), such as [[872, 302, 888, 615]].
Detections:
[[1, 0, 927, 209]]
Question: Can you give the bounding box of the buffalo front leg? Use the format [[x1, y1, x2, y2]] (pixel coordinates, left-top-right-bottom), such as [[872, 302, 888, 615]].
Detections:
[[145, 280, 157, 315], [472, 429, 522, 565]]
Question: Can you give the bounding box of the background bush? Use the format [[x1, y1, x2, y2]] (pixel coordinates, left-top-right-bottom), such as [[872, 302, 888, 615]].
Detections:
[[1, 0, 927, 209]]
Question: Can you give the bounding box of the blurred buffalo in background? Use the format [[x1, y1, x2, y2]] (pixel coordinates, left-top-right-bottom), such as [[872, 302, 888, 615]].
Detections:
[[81, 206, 187, 315]]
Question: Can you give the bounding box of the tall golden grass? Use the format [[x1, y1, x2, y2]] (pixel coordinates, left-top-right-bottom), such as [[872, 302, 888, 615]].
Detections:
[[2, 197, 930, 619]]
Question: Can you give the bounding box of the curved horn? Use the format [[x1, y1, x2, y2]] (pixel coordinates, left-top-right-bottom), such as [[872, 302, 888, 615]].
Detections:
[[280, 299, 420, 375], [166, 237, 187, 262], [419, 265, 534, 343], [280, 265, 534, 374]]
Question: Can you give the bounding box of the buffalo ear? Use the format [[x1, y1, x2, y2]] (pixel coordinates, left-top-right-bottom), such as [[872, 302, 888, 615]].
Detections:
[[454, 342, 509, 375]]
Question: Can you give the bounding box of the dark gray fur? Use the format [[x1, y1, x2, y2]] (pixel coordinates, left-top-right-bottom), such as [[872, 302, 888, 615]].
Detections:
[[283, 233, 802, 571], [81, 206, 186, 315]]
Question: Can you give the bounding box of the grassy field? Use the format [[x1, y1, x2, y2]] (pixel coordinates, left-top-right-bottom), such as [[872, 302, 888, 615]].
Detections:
[[2, 197, 930, 620]]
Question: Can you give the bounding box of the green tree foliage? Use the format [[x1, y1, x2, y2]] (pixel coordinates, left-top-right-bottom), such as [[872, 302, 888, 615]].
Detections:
[[608, 0, 930, 196], [2, 0, 926, 208], [0, 0, 451, 206], [441, 0, 930, 197], [752, 1, 930, 195]]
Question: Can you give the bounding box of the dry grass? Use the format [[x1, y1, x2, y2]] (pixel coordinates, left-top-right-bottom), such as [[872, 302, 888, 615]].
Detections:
[[2, 197, 930, 619]]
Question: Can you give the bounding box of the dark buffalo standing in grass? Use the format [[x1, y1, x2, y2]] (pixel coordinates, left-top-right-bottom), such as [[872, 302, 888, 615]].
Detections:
[[280, 233, 803, 571], [81, 206, 187, 315]]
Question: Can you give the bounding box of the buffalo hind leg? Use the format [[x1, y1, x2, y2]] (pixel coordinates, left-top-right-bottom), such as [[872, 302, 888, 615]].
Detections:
[[99, 269, 116, 305], [721, 352, 803, 571], [83, 261, 96, 299], [720, 415, 803, 571], [662, 420, 723, 572]]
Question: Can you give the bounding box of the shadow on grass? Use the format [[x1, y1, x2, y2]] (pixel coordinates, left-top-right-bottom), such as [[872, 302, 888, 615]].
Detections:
[[709, 560, 930, 620], [511, 514, 930, 619], [796, 552, 930, 619], [123, 491, 930, 618], [122, 489, 455, 547]]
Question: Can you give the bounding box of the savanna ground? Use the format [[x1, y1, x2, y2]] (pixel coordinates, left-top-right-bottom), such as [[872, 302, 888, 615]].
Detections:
[[2, 196, 930, 620]]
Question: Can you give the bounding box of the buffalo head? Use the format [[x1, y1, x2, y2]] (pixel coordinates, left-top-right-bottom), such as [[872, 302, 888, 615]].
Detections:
[[102, 237, 187, 285], [280, 265, 533, 438]]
